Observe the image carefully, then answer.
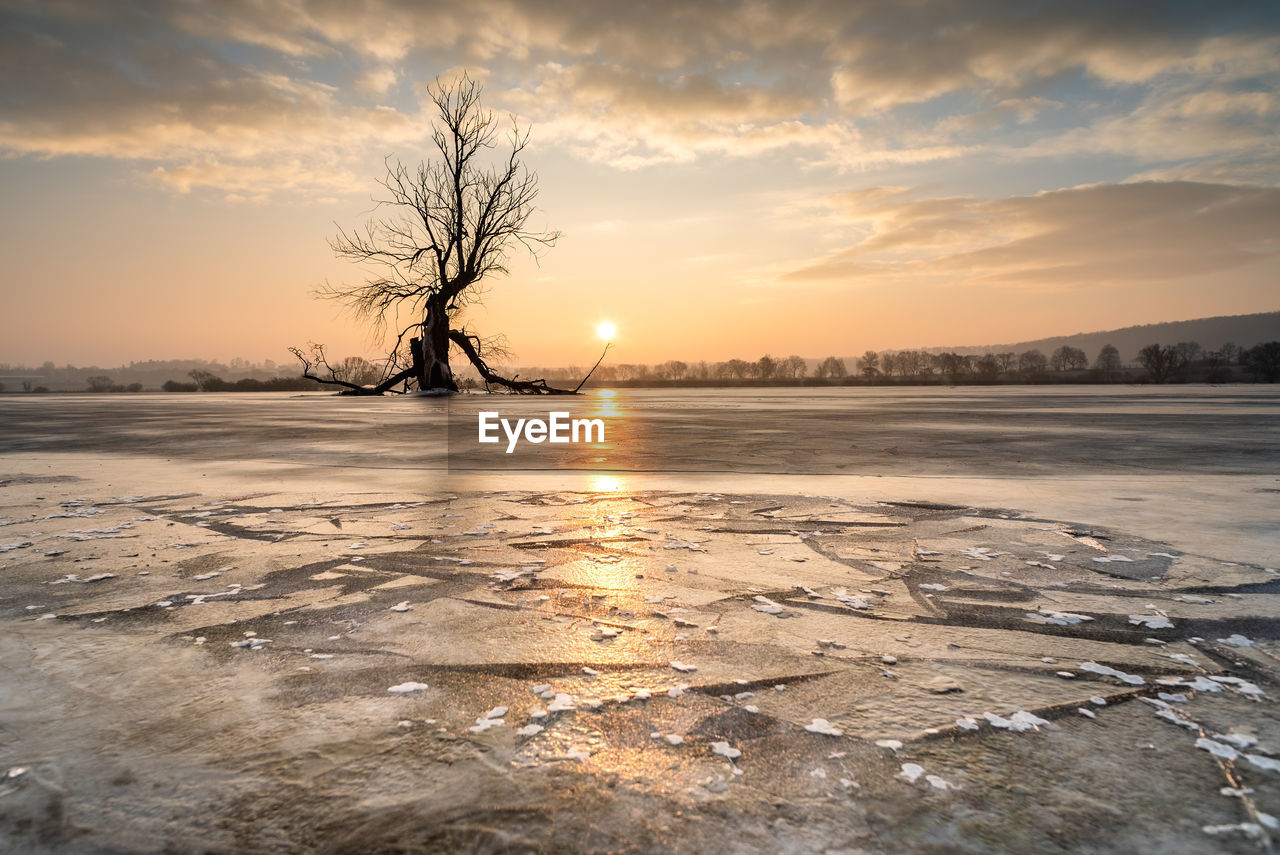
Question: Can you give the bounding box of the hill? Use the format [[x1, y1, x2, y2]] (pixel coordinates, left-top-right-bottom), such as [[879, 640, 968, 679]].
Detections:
[[921, 311, 1280, 363]]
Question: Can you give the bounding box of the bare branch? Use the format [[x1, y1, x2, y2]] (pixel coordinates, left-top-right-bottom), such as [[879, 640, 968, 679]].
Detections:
[[449, 330, 574, 395]]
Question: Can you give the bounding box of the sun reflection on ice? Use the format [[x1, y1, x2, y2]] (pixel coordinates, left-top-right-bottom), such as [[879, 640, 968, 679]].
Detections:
[[588, 473, 625, 493]]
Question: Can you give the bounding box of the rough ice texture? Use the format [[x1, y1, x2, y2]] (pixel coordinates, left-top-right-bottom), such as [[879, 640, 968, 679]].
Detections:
[[4, 396, 1279, 854]]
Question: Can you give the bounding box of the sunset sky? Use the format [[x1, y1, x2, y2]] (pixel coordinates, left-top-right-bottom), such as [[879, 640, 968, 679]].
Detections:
[[1, 1, 1278, 368]]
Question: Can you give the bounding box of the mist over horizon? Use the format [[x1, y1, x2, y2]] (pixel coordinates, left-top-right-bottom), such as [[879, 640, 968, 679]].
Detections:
[[4, 309, 1276, 390]]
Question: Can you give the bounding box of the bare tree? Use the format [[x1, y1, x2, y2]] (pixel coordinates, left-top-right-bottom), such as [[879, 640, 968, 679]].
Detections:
[[756, 355, 778, 380], [974, 353, 1000, 382], [781, 355, 807, 379], [1050, 345, 1087, 371], [658, 360, 688, 381], [1018, 349, 1048, 375], [1204, 347, 1233, 383], [1174, 341, 1203, 366], [333, 356, 383, 387], [1094, 344, 1122, 381], [296, 72, 565, 395], [1138, 343, 1183, 383], [858, 350, 880, 378], [937, 352, 971, 383], [1243, 341, 1280, 382], [816, 356, 847, 379]]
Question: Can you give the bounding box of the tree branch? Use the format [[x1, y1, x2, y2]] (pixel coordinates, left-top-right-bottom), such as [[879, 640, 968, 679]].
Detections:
[[449, 330, 575, 394]]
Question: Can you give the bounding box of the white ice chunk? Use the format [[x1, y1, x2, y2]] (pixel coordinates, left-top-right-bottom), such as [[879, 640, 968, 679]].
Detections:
[[548, 693, 576, 712], [711, 741, 741, 760], [387, 682, 429, 693], [1203, 824, 1264, 839], [1078, 662, 1144, 685], [468, 717, 504, 733], [751, 595, 784, 615], [926, 774, 951, 790], [1155, 709, 1199, 730], [1009, 711, 1050, 731], [805, 719, 843, 736], [833, 589, 876, 609], [1025, 611, 1092, 626], [1245, 755, 1280, 772], [899, 763, 925, 782], [1196, 738, 1239, 760]]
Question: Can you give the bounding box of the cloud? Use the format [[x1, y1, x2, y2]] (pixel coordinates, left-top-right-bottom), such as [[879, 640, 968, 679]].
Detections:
[[356, 68, 399, 96], [1036, 86, 1280, 163], [785, 181, 1280, 288], [0, 1, 1276, 193], [0, 11, 425, 193]]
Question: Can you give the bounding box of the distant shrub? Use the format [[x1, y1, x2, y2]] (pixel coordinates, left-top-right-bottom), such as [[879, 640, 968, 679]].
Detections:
[[86, 375, 115, 393], [162, 380, 198, 392]]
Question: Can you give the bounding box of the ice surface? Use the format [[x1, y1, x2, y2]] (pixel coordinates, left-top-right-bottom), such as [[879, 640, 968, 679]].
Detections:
[[3, 388, 1279, 854]]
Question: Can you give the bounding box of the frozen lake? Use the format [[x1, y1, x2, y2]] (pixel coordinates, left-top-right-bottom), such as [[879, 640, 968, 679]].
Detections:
[[1, 386, 1279, 853], [3, 385, 1278, 562]]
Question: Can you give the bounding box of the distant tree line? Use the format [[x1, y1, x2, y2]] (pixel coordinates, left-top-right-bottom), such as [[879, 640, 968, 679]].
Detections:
[[0, 357, 298, 393], [510, 340, 1280, 388], [162, 370, 325, 392], [5, 341, 1277, 394]]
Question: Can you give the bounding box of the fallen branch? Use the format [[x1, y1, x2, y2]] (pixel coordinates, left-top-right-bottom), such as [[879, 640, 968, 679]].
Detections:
[[449, 330, 576, 394], [289, 344, 412, 395]]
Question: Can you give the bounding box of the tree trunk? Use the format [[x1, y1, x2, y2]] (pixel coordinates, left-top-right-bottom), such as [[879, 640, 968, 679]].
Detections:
[[415, 298, 458, 392]]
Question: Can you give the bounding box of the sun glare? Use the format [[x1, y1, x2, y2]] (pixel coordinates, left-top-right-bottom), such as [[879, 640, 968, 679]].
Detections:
[[597, 321, 616, 341]]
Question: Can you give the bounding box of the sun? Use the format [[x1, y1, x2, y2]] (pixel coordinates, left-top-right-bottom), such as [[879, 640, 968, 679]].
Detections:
[[597, 321, 616, 341]]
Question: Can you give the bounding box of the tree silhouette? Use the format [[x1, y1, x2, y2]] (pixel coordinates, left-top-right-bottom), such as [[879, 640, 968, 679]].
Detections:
[[1018, 349, 1047, 375], [1050, 345, 1087, 371], [1094, 344, 1122, 381], [815, 356, 847, 379], [975, 353, 1000, 382], [294, 72, 564, 395], [1137, 343, 1183, 383], [1243, 341, 1280, 382]]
